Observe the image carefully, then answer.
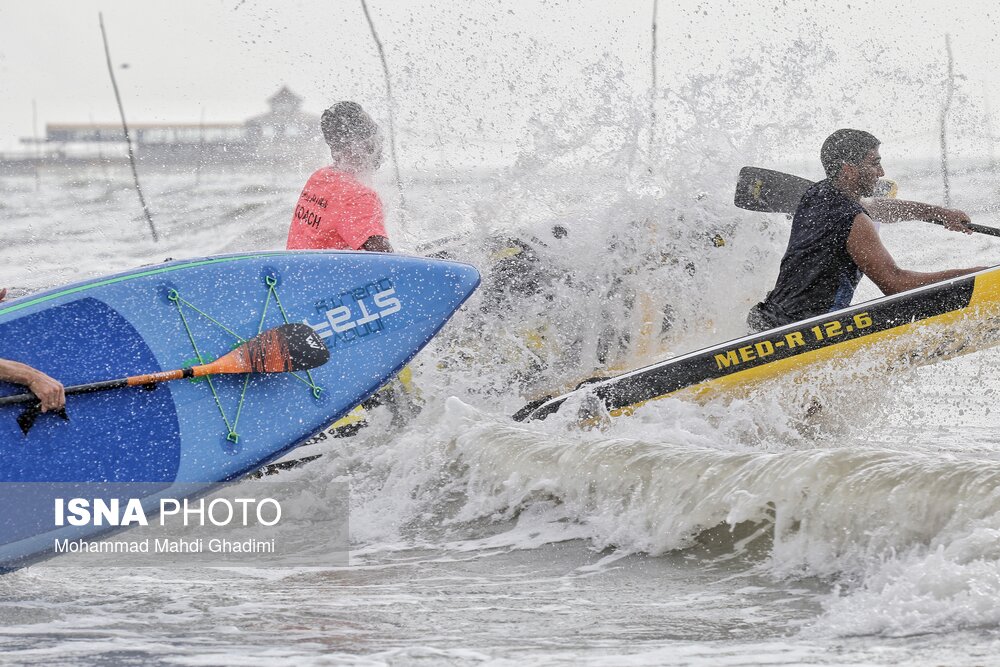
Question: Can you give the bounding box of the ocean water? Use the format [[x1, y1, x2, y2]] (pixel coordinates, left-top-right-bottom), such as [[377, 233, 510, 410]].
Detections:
[[3, 151, 1000, 667]]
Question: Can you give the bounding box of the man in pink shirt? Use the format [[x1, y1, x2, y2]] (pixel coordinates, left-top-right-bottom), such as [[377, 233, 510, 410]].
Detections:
[[287, 102, 393, 253], [287, 102, 415, 439]]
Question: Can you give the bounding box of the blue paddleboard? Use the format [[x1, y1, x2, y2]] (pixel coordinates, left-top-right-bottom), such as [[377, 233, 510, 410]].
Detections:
[[0, 251, 479, 571]]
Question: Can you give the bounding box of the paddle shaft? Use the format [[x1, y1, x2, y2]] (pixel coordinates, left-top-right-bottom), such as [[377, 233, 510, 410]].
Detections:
[[0, 368, 197, 407], [928, 219, 1000, 238], [0, 322, 330, 408]]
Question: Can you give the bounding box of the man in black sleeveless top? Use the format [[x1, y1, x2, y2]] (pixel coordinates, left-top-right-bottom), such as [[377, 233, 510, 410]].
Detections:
[[748, 129, 986, 332]]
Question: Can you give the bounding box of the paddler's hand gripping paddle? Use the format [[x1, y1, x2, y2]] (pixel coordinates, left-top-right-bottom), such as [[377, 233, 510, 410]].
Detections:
[[0, 323, 330, 435]]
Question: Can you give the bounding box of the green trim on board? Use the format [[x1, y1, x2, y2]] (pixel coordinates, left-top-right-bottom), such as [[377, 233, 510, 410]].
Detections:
[[0, 253, 287, 317]]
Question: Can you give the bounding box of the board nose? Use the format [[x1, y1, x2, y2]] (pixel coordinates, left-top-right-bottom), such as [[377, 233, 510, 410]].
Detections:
[[447, 262, 482, 301]]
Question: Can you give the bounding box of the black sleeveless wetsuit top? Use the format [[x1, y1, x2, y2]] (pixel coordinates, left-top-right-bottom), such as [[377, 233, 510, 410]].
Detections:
[[751, 179, 866, 329]]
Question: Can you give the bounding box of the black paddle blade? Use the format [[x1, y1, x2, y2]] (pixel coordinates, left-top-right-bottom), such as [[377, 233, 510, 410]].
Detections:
[[207, 323, 330, 374], [279, 323, 331, 372], [734, 167, 814, 214], [240, 323, 331, 373]]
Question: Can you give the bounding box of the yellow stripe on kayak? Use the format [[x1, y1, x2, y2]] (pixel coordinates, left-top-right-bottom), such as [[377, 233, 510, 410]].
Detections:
[[607, 272, 1000, 418]]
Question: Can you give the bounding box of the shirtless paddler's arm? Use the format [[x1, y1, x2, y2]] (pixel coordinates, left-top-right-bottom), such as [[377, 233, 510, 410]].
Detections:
[[846, 212, 986, 296], [862, 197, 973, 233]]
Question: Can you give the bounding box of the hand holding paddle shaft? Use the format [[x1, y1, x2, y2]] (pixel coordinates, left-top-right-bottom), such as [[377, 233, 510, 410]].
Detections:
[[0, 323, 329, 409], [925, 219, 1000, 238]]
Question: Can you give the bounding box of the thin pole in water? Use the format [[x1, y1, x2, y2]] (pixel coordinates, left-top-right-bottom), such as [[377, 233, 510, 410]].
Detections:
[[940, 33, 954, 207], [99, 12, 159, 243], [983, 80, 997, 181], [650, 0, 658, 155], [32, 99, 40, 192], [359, 0, 409, 231], [196, 106, 206, 187]]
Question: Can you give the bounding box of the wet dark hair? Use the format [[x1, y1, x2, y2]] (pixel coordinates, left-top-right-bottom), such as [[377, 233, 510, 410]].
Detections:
[[820, 129, 880, 178], [320, 102, 378, 147]]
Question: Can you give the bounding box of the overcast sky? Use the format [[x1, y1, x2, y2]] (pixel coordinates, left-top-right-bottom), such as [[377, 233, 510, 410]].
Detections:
[[2, 0, 999, 168]]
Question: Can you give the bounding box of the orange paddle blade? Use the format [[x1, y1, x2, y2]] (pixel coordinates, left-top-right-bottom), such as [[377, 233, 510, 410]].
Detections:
[[195, 323, 330, 376]]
